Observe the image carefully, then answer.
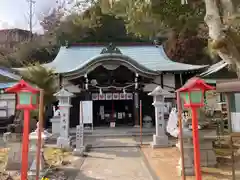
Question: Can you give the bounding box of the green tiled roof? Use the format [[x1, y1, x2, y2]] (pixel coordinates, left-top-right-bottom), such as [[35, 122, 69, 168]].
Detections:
[[44, 45, 207, 74]]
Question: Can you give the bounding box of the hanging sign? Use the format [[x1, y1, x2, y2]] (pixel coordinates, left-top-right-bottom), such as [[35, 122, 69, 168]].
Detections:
[[127, 93, 133, 100], [120, 93, 126, 100], [99, 94, 106, 100], [106, 93, 113, 100], [113, 93, 119, 100], [92, 93, 99, 101], [91, 93, 133, 100]]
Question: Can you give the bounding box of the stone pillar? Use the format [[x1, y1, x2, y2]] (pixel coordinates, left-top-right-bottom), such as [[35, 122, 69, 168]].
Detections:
[[54, 88, 74, 149], [73, 124, 84, 156], [57, 105, 71, 148], [134, 92, 140, 127]]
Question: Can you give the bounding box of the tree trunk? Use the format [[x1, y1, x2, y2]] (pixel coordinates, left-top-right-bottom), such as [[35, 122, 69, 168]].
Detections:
[[204, 0, 240, 76]]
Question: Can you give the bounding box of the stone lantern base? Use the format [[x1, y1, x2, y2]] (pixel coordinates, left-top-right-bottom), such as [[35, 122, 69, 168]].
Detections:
[[28, 150, 45, 177], [151, 134, 169, 148], [176, 130, 217, 176], [50, 116, 61, 135], [57, 137, 71, 149], [28, 128, 51, 179], [73, 146, 85, 156]]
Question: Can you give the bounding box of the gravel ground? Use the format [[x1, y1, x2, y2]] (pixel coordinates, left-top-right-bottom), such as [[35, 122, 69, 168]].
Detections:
[[141, 146, 238, 180]]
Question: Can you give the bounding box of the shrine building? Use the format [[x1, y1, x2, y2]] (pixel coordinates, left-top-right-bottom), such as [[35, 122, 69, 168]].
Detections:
[[20, 43, 208, 128], [42, 43, 208, 127]]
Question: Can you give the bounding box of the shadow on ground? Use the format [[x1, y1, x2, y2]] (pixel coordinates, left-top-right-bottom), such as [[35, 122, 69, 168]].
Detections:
[[86, 137, 143, 158], [49, 167, 103, 180], [90, 147, 141, 158]]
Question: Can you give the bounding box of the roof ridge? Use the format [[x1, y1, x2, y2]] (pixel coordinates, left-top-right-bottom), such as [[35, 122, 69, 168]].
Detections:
[[67, 42, 156, 47]]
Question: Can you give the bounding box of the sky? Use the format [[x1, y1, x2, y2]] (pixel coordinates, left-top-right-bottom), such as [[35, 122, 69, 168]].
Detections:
[[0, 0, 58, 33]]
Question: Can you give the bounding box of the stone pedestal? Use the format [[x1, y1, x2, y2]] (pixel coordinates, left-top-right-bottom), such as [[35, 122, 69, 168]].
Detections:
[[151, 134, 169, 148], [176, 130, 217, 176], [3, 132, 18, 143], [50, 116, 61, 135], [57, 137, 71, 149], [28, 126, 51, 178], [199, 139, 217, 167], [28, 149, 45, 177], [176, 137, 194, 176]]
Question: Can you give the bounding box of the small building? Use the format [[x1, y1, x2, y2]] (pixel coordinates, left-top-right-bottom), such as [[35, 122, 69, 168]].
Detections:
[[0, 28, 31, 50], [216, 79, 240, 132], [0, 68, 21, 119], [34, 42, 207, 127]]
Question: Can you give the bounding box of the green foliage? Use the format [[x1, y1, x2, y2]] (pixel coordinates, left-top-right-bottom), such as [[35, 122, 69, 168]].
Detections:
[[20, 63, 57, 105], [96, 0, 211, 65], [0, 0, 218, 68], [55, 6, 147, 44], [102, 0, 205, 38], [13, 39, 59, 66]]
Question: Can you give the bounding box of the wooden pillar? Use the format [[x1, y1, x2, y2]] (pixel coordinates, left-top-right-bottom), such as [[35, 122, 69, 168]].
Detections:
[[160, 74, 164, 88], [175, 73, 182, 89], [59, 74, 63, 88], [84, 73, 91, 100], [134, 91, 140, 126], [85, 91, 91, 100]]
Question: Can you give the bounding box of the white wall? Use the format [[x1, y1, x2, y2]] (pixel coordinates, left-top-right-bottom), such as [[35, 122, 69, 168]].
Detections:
[[231, 112, 240, 132], [0, 93, 16, 117]]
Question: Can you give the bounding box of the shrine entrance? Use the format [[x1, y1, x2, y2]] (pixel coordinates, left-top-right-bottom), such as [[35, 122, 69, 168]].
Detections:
[[92, 99, 134, 127], [86, 64, 145, 127]]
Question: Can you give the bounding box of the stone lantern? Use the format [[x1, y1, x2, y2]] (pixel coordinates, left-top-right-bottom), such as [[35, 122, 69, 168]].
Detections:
[[54, 88, 74, 149], [148, 86, 174, 148]]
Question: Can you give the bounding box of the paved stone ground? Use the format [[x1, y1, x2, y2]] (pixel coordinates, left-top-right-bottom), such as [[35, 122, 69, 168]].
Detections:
[[75, 137, 154, 180], [77, 147, 153, 180]]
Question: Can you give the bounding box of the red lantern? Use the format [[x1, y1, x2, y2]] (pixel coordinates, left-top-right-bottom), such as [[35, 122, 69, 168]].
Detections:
[[176, 77, 215, 180], [5, 79, 40, 180], [5, 79, 39, 110], [177, 77, 215, 108]]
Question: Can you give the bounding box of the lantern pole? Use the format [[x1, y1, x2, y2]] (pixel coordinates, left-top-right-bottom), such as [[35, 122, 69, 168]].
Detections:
[[177, 92, 186, 180], [21, 109, 31, 180], [191, 106, 202, 180], [36, 89, 44, 180]]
